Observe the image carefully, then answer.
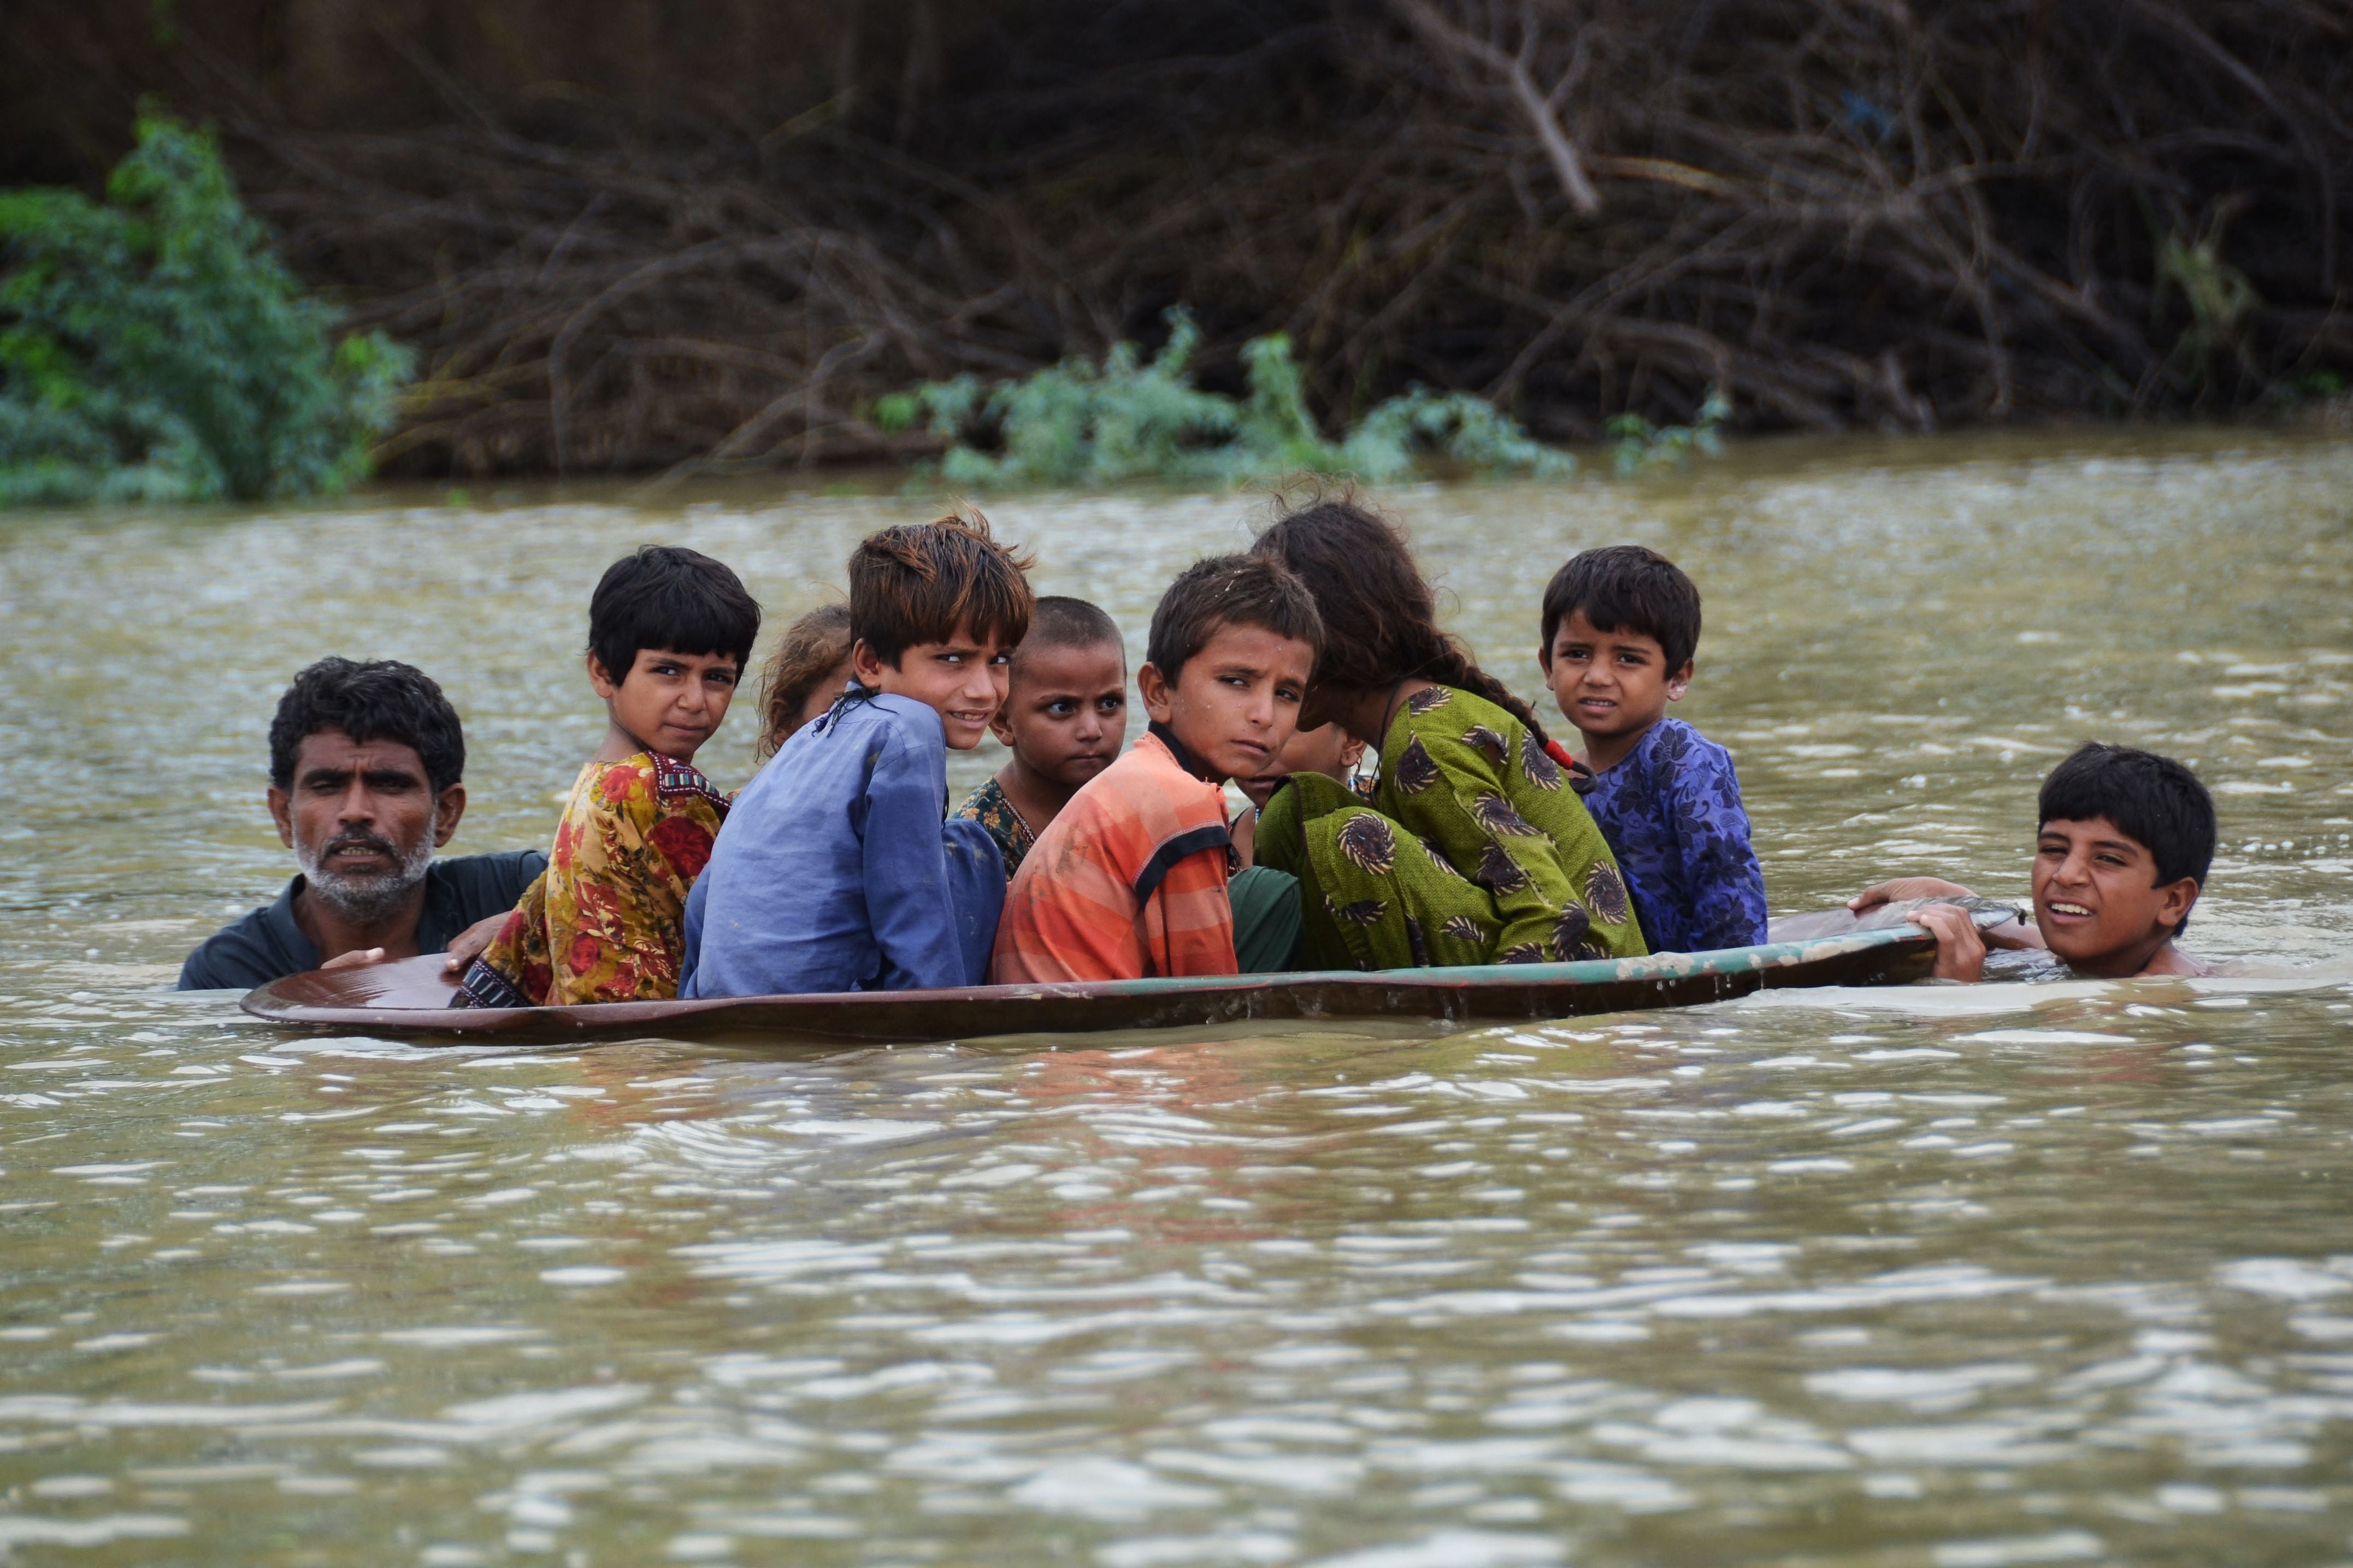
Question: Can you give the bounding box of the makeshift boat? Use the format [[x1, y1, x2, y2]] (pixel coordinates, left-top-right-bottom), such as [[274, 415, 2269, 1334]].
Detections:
[[241, 900, 2021, 1047]]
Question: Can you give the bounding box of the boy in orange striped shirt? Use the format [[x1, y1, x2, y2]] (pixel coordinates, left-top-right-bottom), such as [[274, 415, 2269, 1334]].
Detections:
[[991, 555, 1322, 982]]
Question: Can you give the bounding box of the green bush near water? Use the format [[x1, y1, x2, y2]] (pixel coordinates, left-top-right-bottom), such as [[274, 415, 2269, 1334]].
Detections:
[[1606, 390, 1731, 476], [874, 307, 1582, 488], [0, 114, 411, 507]]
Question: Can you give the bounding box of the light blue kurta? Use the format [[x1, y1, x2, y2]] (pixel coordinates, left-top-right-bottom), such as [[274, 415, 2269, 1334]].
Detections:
[[685, 693, 1004, 997]]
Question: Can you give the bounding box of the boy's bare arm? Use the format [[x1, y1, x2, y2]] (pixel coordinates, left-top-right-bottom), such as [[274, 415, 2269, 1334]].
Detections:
[[1849, 876, 1974, 910], [1850, 877, 2045, 950]]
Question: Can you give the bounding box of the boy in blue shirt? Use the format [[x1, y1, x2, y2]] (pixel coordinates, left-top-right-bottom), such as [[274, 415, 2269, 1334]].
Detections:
[[686, 513, 1034, 996], [1539, 545, 1767, 953]]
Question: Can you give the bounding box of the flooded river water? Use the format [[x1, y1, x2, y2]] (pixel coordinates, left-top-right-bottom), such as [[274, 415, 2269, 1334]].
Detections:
[[3, 429, 2351, 1565]]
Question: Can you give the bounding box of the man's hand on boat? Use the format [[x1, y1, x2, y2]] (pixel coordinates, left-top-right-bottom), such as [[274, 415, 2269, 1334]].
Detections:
[[439, 912, 504, 978], [311, 910, 504, 983]]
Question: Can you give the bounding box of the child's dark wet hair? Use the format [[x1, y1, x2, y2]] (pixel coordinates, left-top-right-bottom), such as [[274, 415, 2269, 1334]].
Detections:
[[2039, 743, 2216, 932], [1146, 555, 1322, 682], [588, 546, 762, 685], [1253, 496, 1554, 741], [1021, 596, 1124, 669], [848, 510, 1035, 667], [1540, 545, 1702, 672], [757, 603, 852, 759]]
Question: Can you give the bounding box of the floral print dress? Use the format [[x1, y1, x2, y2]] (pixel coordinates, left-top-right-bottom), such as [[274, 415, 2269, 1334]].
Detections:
[[954, 776, 1037, 880], [1580, 717, 1767, 952], [457, 752, 727, 1007], [1255, 685, 1647, 971]]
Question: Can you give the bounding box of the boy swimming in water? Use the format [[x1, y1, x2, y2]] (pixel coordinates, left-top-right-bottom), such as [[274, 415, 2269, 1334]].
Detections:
[[689, 513, 1033, 996], [992, 555, 1320, 982], [1541, 545, 1766, 954], [956, 596, 1130, 878], [457, 546, 758, 1007], [1850, 742, 2216, 980]]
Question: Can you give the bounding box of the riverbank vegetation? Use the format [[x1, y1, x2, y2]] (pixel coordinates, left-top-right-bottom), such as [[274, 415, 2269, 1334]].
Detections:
[[873, 308, 1576, 487], [0, 115, 408, 505], [4, 0, 2348, 483]]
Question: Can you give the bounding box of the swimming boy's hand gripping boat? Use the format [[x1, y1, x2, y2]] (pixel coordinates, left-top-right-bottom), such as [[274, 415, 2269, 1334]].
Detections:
[[241, 900, 2022, 1048]]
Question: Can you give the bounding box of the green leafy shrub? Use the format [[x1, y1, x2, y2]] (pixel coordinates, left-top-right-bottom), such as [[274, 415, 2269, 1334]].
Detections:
[[1605, 389, 1731, 477], [873, 306, 1577, 488], [0, 113, 412, 506]]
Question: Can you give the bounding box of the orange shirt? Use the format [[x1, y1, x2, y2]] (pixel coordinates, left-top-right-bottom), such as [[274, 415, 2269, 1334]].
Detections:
[[990, 732, 1236, 982]]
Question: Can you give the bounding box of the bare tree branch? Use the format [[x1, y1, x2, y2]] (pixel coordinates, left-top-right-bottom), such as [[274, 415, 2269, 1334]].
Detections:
[[1390, 0, 1604, 216]]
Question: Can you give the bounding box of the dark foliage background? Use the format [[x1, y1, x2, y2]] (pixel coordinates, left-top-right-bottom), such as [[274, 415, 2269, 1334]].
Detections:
[[7, 0, 2349, 478]]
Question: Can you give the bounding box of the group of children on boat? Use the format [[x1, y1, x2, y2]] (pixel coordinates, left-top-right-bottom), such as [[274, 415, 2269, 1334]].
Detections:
[[421, 493, 2219, 1010]]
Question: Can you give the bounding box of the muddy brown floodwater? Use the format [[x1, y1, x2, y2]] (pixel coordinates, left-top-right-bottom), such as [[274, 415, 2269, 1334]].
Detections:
[[2, 429, 2351, 1566]]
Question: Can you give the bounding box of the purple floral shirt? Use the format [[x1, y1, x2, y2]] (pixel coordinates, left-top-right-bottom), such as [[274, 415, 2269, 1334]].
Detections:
[[1581, 718, 1767, 954]]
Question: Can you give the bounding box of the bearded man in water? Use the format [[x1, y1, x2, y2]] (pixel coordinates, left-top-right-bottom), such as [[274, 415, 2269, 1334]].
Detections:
[[178, 658, 544, 990]]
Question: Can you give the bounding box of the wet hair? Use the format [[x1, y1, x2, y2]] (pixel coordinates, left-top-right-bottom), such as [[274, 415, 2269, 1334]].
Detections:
[[587, 545, 762, 685], [848, 510, 1035, 667], [268, 657, 465, 795], [757, 603, 853, 759], [1540, 545, 1702, 672], [1146, 554, 1323, 682], [1018, 596, 1124, 668], [2038, 743, 2217, 934], [1252, 496, 1554, 742]]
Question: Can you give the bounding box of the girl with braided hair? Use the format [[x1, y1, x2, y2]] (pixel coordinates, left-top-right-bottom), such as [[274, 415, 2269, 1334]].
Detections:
[[1250, 497, 1646, 971]]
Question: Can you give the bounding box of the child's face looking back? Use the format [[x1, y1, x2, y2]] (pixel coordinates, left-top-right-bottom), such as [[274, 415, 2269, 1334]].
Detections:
[[1241, 722, 1365, 809], [1543, 611, 1691, 749], [2031, 815, 2199, 972], [992, 639, 1128, 788], [1138, 621, 1313, 783], [592, 648, 741, 762], [851, 622, 1010, 751]]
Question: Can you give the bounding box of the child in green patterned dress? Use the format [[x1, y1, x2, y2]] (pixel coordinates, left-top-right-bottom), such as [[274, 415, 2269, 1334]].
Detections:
[[1250, 499, 1648, 971]]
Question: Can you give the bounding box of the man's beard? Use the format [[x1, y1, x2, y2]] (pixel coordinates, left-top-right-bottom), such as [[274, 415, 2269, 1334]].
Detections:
[[296, 814, 435, 927]]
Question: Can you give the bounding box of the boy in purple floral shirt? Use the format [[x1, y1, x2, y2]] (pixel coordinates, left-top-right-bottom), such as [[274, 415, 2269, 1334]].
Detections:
[[1539, 546, 1767, 953]]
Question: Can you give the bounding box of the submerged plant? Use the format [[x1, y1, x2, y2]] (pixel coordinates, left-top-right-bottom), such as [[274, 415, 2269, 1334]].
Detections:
[[0, 112, 412, 506], [873, 307, 1577, 488], [1605, 388, 1731, 477]]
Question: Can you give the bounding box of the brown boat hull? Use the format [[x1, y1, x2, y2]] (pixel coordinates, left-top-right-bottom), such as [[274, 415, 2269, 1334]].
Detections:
[[241, 904, 2008, 1049]]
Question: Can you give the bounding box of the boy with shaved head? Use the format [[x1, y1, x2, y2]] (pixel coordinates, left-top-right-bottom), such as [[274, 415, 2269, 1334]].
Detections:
[[957, 595, 1130, 878]]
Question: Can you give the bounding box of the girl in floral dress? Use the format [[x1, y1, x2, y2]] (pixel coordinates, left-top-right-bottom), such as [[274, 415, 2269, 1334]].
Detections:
[[458, 546, 759, 1007]]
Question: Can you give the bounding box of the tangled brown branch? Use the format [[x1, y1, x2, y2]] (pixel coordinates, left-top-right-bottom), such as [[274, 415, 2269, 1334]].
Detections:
[[26, 0, 2336, 476]]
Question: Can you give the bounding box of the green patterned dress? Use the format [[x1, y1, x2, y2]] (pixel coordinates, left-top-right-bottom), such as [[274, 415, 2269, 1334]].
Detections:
[[1254, 685, 1648, 970]]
